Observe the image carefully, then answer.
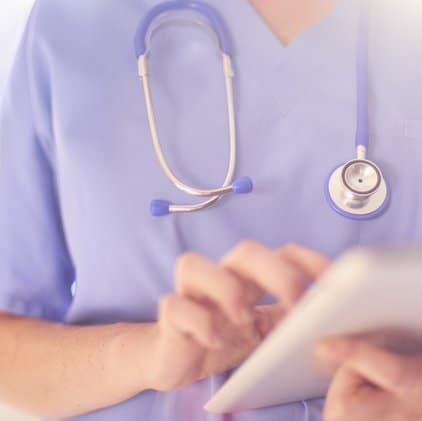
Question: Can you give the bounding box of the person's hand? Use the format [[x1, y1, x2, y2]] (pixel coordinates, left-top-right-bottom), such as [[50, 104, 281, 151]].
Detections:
[[153, 241, 330, 392], [316, 337, 422, 421]]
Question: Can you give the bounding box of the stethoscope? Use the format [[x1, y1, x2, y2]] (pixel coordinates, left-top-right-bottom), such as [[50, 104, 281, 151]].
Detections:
[[134, 1, 390, 219]]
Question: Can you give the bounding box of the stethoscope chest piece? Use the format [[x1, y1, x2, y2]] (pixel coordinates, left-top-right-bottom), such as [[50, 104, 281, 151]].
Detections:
[[326, 158, 389, 220], [325, 3, 390, 220]]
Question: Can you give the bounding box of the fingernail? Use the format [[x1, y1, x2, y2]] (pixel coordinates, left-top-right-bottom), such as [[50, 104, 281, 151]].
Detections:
[[316, 339, 353, 362]]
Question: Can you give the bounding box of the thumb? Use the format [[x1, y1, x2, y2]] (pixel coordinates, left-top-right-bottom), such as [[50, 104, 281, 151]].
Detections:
[[318, 338, 414, 398], [254, 304, 285, 338]]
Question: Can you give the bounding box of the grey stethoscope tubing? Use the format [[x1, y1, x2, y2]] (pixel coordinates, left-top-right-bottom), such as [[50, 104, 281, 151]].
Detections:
[[135, 2, 253, 217]]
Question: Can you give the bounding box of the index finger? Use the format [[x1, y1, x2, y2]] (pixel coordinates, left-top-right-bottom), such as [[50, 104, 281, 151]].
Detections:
[[276, 243, 331, 281], [221, 240, 308, 308]]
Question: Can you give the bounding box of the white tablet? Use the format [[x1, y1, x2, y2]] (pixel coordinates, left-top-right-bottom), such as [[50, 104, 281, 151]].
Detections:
[[205, 247, 422, 413]]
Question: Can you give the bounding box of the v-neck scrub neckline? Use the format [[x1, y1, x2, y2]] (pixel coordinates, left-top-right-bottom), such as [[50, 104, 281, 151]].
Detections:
[[220, 0, 358, 123], [243, 0, 345, 50]]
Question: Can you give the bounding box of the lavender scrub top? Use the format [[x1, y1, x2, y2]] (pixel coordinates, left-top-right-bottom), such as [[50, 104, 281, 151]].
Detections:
[[1, 0, 422, 420]]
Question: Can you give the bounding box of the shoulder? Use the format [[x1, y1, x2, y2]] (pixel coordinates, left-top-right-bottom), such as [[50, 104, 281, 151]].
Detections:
[[28, 0, 153, 54], [31, 0, 147, 25]]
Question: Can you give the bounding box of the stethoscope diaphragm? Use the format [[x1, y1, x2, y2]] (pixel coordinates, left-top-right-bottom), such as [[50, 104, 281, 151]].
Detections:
[[326, 158, 389, 219]]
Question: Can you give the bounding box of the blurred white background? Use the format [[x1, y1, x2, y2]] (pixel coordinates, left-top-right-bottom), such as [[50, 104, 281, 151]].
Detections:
[[0, 0, 34, 94], [0, 405, 35, 421], [0, 1, 37, 419]]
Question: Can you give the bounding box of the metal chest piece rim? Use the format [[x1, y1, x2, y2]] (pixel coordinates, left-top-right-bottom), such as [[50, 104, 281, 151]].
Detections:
[[326, 158, 390, 220]]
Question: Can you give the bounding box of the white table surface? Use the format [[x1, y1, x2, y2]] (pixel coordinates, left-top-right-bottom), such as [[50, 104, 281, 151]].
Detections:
[[0, 0, 34, 93]]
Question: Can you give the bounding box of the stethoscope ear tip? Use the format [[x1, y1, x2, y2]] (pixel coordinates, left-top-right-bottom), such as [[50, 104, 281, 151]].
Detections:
[[232, 176, 253, 194], [150, 199, 171, 217]]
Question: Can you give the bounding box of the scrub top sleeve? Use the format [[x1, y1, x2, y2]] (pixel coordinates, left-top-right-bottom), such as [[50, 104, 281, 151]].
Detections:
[[0, 3, 74, 322]]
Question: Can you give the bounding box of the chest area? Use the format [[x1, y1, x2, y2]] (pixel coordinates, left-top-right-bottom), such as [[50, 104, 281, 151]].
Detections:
[[53, 3, 422, 257]]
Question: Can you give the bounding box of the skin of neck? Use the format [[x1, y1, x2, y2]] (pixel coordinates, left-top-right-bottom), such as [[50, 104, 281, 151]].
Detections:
[[248, 0, 337, 45]]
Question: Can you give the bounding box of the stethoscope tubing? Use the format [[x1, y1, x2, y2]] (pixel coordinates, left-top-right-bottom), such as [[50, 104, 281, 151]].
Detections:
[[138, 54, 237, 198], [134, 1, 233, 58], [136, 1, 254, 216], [355, 1, 369, 149], [135, 0, 389, 218]]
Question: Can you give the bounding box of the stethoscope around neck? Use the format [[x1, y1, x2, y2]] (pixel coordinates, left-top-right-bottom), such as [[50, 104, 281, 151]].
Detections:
[[134, 1, 390, 219]]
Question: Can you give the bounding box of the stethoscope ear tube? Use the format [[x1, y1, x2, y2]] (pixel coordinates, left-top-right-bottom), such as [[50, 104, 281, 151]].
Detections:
[[135, 2, 253, 216], [150, 176, 253, 217], [134, 1, 233, 58]]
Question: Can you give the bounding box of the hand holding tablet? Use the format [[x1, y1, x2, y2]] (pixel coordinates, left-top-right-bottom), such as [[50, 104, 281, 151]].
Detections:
[[205, 247, 422, 413]]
